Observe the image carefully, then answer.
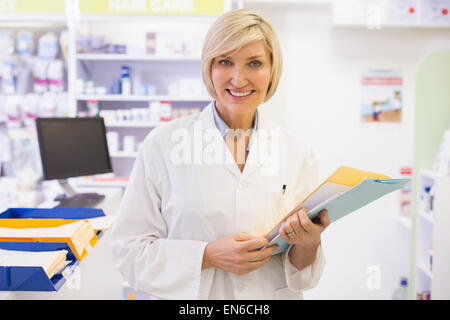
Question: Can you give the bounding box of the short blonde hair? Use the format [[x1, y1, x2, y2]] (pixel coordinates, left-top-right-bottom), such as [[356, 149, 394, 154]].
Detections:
[[201, 9, 283, 102]]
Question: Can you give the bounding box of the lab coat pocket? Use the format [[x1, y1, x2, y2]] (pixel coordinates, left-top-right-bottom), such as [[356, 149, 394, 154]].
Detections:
[[256, 190, 294, 236], [261, 191, 285, 233], [274, 287, 302, 300], [268, 190, 296, 220]]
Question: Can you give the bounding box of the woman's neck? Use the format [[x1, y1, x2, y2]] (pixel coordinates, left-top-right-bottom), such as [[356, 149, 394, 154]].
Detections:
[[215, 104, 256, 132]]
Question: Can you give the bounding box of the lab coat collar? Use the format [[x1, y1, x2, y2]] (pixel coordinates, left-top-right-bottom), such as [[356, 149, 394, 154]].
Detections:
[[200, 101, 278, 179]]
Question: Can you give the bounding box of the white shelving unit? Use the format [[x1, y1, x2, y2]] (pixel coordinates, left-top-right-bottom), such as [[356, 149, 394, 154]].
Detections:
[[105, 121, 160, 128], [414, 169, 450, 299], [0, 15, 70, 182], [76, 53, 201, 61], [109, 151, 138, 158], [72, 16, 214, 182], [332, 0, 450, 29], [76, 94, 210, 102]]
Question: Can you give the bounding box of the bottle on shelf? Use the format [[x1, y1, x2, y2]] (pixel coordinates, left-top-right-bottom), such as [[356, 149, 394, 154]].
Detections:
[[121, 66, 131, 95], [400, 166, 412, 216], [160, 101, 172, 121], [420, 186, 432, 214], [417, 291, 431, 300], [392, 277, 408, 300]]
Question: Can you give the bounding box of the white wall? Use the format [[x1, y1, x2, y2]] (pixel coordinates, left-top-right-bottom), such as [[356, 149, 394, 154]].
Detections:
[[246, 2, 450, 299]]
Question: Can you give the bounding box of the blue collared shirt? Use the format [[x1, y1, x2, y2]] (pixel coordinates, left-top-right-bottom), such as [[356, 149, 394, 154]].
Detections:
[[212, 101, 258, 152]]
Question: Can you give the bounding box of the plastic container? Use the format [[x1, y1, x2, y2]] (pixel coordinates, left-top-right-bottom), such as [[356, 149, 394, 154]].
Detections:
[[160, 101, 172, 121], [16, 31, 34, 56], [121, 66, 131, 95], [392, 277, 408, 300], [420, 186, 431, 214], [121, 77, 131, 95]]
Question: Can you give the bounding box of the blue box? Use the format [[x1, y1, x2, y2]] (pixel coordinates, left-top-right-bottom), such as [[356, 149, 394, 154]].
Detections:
[[0, 207, 105, 291]]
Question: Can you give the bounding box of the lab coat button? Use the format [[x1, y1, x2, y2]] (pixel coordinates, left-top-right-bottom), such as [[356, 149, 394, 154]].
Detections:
[[237, 282, 246, 292]]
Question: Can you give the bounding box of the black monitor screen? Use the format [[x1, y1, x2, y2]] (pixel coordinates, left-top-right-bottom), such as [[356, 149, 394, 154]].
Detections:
[[36, 117, 113, 180]]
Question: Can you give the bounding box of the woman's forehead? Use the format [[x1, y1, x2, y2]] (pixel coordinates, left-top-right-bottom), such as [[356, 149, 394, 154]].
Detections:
[[218, 40, 270, 60]]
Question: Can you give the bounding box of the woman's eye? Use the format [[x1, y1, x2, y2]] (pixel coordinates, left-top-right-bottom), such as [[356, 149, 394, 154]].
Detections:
[[218, 59, 232, 66], [249, 60, 262, 67]]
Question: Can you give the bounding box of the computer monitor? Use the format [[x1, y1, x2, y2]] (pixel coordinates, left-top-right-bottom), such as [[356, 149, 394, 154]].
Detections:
[[36, 117, 113, 207]]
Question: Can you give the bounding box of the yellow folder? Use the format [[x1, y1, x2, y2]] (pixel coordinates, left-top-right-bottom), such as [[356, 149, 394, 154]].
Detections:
[[0, 219, 98, 261], [265, 166, 408, 255]]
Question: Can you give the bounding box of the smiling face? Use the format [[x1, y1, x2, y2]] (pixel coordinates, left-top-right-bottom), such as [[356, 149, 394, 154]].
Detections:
[[211, 40, 272, 119]]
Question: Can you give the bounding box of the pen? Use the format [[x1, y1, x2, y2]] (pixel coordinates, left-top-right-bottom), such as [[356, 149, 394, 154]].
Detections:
[[279, 184, 287, 215]]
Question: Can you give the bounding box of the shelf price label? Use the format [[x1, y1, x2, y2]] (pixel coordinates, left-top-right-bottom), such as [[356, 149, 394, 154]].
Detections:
[[0, 0, 65, 14], [80, 0, 228, 15]]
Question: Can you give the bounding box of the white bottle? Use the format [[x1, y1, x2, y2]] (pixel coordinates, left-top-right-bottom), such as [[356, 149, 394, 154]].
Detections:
[[121, 77, 131, 95], [392, 277, 408, 300], [148, 101, 161, 123]]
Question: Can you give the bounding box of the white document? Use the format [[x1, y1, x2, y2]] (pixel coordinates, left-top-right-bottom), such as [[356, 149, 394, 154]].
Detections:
[[0, 220, 85, 238], [86, 215, 116, 231], [0, 249, 69, 278]]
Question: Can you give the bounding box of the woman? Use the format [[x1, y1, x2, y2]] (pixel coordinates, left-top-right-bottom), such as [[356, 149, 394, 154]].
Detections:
[[109, 9, 329, 300]]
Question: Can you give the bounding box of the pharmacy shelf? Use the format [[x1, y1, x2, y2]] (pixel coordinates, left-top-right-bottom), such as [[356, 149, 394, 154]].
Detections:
[[418, 210, 435, 225], [78, 14, 218, 23], [419, 169, 445, 180], [76, 53, 201, 61], [105, 121, 160, 128], [110, 151, 138, 158], [74, 16, 213, 182], [76, 94, 211, 102], [413, 170, 450, 299], [417, 261, 433, 279], [332, 23, 450, 29], [0, 14, 67, 24]]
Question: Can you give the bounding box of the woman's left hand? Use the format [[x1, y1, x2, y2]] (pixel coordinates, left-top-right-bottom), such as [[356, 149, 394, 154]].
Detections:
[[279, 208, 330, 270]]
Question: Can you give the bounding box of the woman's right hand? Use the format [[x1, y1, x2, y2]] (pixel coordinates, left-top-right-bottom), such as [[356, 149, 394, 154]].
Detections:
[[202, 233, 279, 275]]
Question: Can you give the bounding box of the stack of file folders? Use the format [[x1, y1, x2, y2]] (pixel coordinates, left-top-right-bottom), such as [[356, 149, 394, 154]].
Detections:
[[0, 207, 108, 292]]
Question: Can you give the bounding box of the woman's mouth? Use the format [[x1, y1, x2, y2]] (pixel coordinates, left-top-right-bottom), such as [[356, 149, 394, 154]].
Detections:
[[226, 89, 254, 100]]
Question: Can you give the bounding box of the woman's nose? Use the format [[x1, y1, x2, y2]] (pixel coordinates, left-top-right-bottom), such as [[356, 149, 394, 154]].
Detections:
[[230, 66, 248, 88]]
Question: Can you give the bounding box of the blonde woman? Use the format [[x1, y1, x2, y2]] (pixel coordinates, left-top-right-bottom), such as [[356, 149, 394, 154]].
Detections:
[[109, 9, 329, 300]]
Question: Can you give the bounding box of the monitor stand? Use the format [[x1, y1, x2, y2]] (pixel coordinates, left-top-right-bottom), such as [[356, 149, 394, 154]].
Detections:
[[54, 179, 105, 208]]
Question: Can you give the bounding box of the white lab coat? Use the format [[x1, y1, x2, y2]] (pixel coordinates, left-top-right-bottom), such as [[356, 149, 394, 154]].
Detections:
[[109, 102, 326, 300]]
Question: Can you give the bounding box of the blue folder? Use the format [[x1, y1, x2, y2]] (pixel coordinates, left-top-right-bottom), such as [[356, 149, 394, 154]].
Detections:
[[0, 207, 104, 291], [269, 178, 410, 255], [0, 207, 105, 220], [0, 259, 79, 292]]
